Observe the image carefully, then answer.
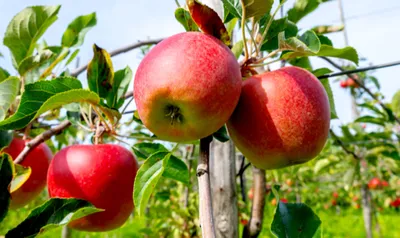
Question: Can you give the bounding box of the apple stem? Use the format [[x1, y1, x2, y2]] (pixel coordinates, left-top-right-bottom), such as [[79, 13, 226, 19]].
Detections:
[[243, 166, 266, 237], [197, 135, 216, 238]]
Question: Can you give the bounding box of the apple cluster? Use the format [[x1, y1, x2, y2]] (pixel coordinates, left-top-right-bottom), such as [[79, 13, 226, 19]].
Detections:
[[134, 32, 331, 170], [340, 77, 359, 88]]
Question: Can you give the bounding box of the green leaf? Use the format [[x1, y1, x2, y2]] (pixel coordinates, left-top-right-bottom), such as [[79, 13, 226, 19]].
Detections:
[[18, 50, 56, 76], [175, 8, 199, 32], [0, 77, 20, 121], [163, 155, 189, 185], [3, 5, 61, 68], [231, 40, 244, 59], [0, 68, 10, 83], [271, 202, 321, 238], [10, 164, 31, 193], [213, 125, 230, 142], [279, 30, 320, 54], [382, 150, 400, 160], [392, 90, 400, 118], [64, 49, 80, 67], [132, 143, 168, 160], [312, 68, 332, 77], [110, 66, 133, 109], [243, 0, 273, 19], [62, 12, 97, 47], [134, 151, 171, 216], [312, 25, 344, 34], [0, 77, 100, 130], [0, 131, 13, 151], [87, 44, 114, 100], [5, 198, 103, 238], [260, 18, 299, 51], [287, 0, 324, 23], [317, 34, 333, 46], [221, 0, 241, 21], [320, 78, 337, 119], [289, 57, 312, 71], [0, 153, 13, 222], [282, 45, 359, 65], [354, 116, 385, 126]]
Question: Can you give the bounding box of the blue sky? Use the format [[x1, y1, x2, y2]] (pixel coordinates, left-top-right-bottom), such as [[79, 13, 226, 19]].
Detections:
[[0, 0, 399, 126]]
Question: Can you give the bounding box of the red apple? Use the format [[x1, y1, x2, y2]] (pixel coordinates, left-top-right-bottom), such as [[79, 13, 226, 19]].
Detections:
[[134, 32, 241, 142], [381, 180, 389, 187], [248, 188, 254, 200], [333, 191, 339, 198], [3, 138, 52, 209], [240, 219, 248, 226], [47, 144, 138, 231], [390, 198, 400, 208], [331, 199, 337, 206], [340, 80, 348, 88], [346, 78, 359, 88], [280, 198, 288, 203], [368, 177, 381, 190], [227, 66, 330, 169]]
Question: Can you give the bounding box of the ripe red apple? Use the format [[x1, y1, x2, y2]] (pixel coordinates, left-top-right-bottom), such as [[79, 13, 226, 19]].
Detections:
[[134, 32, 241, 142], [340, 80, 348, 88], [381, 180, 389, 187], [3, 138, 52, 209], [390, 198, 400, 208], [47, 144, 138, 231], [331, 199, 337, 206], [368, 177, 381, 190], [227, 66, 330, 170], [333, 191, 339, 198], [280, 198, 288, 203], [346, 78, 359, 88]]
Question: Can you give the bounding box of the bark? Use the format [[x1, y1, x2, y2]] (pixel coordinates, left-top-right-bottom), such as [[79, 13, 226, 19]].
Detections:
[[210, 139, 238, 238], [361, 184, 373, 238]]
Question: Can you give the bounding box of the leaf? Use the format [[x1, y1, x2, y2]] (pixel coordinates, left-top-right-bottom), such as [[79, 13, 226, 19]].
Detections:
[[0, 77, 20, 121], [213, 125, 230, 142], [382, 150, 400, 160], [221, 0, 241, 22], [243, 0, 273, 19], [134, 151, 171, 216], [320, 78, 337, 119], [175, 8, 199, 32], [3, 5, 61, 68], [0, 131, 13, 151], [231, 40, 244, 59], [0, 77, 100, 130], [317, 34, 333, 46], [289, 57, 312, 71], [10, 164, 31, 193], [109, 66, 133, 109], [87, 44, 114, 100], [312, 25, 344, 34], [0, 68, 10, 83], [282, 45, 359, 65], [132, 143, 168, 160], [261, 20, 298, 51], [392, 90, 400, 118], [163, 155, 189, 185], [64, 49, 80, 67], [287, 0, 324, 23], [62, 12, 97, 48], [18, 50, 56, 76], [0, 154, 13, 222], [355, 116, 386, 126], [313, 158, 332, 174], [271, 202, 321, 238], [188, 0, 230, 46], [312, 67, 332, 77], [5, 198, 103, 238], [279, 30, 320, 54]]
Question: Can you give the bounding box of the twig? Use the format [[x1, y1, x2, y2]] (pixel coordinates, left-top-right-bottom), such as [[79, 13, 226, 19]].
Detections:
[[70, 39, 163, 77], [14, 120, 72, 164], [320, 57, 400, 124], [330, 129, 360, 160], [318, 60, 400, 79], [237, 161, 251, 177], [239, 155, 247, 202], [124, 91, 133, 99], [197, 136, 216, 238], [240, 0, 249, 61]]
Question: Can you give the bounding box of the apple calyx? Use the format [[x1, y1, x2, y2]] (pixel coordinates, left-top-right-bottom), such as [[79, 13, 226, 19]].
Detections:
[[165, 104, 183, 125]]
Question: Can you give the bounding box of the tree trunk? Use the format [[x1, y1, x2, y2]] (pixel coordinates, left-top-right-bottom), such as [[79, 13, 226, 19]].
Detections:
[[361, 184, 373, 238], [210, 139, 238, 238]]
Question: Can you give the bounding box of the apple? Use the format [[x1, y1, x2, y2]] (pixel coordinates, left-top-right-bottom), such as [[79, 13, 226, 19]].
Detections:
[[285, 179, 293, 187], [390, 198, 400, 208], [3, 138, 52, 209], [271, 198, 277, 206], [340, 80, 348, 88], [227, 66, 330, 170], [248, 188, 254, 200], [368, 177, 381, 190], [331, 199, 337, 206], [354, 203, 361, 209], [280, 198, 288, 203], [134, 32, 242, 142], [47, 144, 138, 232], [381, 180, 389, 187], [333, 191, 339, 198], [346, 78, 359, 88], [240, 219, 248, 226]]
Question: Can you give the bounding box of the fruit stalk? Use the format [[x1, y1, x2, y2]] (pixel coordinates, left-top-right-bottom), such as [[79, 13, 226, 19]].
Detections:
[[243, 166, 266, 238], [197, 136, 216, 238], [14, 120, 71, 164]]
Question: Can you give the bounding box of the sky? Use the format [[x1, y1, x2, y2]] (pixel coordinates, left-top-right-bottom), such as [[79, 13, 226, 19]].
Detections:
[[0, 0, 399, 127]]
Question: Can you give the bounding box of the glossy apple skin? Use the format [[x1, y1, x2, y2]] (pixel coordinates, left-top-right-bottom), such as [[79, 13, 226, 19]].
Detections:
[[227, 66, 330, 170], [134, 32, 241, 142], [3, 138, 52, 209], [47, 144, 138, 232]]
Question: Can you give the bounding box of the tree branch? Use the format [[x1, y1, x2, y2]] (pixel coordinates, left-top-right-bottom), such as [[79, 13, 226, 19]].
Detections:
[[320, 57, 400, 124], [329, 129, 360, 160], [14, 120, 72, 164], [70, 39, 163, 77], [197, 136, 216, 238]]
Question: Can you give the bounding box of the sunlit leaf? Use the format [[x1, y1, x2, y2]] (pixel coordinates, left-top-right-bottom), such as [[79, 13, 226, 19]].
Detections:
[[175, 8, 199, 32], [163, 155, 190, 185], [62, 12, 97, 47], [0, 77, 20, 121], [10, 164, 31, 193]]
